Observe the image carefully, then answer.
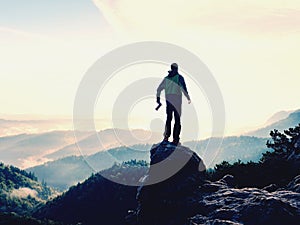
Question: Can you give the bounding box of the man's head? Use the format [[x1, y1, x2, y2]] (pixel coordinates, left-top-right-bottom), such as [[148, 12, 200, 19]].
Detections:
[[171, 63, 178, 71]]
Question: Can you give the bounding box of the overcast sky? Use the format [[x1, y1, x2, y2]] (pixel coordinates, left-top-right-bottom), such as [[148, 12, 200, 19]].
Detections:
[[1, 0, 299, 138]]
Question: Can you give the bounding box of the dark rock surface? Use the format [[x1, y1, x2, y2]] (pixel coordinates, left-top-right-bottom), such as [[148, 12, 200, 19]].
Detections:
[[287, 175, 300, 193], [262, 183, 278, 192], [193, 181, 300, 225], [127, 141, 206, 225], [126, 142, 300, 225]]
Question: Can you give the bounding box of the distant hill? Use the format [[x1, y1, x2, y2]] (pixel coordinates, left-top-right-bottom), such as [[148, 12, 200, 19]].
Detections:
[[27, 136, 268, 191], [27, 144, 150, 191], [0, 130, 91, 168], [0, 162, 58, 215], [47, 129, 160, 159], [26, 156, 92, 191], [33, 160, 148, 225], [0, 129, 160, 169], [186, 136, 269, 165], [246, 110, 300, 137], [264, 110, 294, 126]]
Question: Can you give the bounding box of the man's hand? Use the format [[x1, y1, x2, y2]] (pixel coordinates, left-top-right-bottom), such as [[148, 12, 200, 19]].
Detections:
[[155, 97, 162, 111], [188, 99, 191, 104], [157, 97, 161, 104]]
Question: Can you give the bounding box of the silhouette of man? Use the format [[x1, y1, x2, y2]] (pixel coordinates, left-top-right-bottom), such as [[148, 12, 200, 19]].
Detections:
[[156, 63, 191, 145]]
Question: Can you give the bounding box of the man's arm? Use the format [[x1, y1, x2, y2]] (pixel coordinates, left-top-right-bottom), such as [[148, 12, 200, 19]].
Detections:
[[156, 78, 165, 103], [179, 75, 191, 101]]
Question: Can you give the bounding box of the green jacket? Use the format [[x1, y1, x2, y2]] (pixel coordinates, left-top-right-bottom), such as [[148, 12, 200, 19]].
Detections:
[[157, 73, 190, 101]]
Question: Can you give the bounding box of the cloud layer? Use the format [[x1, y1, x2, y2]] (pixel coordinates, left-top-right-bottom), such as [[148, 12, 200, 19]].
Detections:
[[93, 0, 300, 35]]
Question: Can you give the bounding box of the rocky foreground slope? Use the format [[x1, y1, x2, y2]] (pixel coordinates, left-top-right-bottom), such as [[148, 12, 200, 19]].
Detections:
[[127, 141, 300, 225]]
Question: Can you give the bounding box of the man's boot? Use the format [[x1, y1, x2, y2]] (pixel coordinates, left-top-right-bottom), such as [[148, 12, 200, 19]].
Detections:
[[172, 138, 180, 145]]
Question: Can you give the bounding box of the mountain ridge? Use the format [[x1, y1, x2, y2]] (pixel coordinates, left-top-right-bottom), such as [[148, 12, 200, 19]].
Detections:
[[246, 109, 300, 137], [0, 128, 160, 169], [27, 136, 268, 191]]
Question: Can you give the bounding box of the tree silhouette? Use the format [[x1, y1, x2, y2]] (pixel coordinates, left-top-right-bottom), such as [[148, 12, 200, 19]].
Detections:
[[209, 124, 300, 188]]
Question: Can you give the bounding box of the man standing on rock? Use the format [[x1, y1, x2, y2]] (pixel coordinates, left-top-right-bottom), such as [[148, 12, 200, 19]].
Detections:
[[156, 63, 191, 145]]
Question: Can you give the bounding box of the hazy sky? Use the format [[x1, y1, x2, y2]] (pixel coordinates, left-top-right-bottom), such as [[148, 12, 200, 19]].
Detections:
[[1, 0, 300, 137]]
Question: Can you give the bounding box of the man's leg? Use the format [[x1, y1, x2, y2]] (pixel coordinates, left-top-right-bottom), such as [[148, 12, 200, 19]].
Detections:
[[173, 103, 182, 144], [163, 101, 173, 141]]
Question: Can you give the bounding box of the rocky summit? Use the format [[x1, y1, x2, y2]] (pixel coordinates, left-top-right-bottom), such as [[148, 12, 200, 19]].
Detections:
[[126, 141, 206, 225], [126, 141, 300, 225]]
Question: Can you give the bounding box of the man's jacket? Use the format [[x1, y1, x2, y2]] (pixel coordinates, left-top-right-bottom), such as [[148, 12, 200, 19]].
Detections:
[[156, 71, 190, 102]]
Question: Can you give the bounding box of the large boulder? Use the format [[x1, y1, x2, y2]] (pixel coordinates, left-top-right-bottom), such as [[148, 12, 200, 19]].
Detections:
[[128, 141, 206, 225]]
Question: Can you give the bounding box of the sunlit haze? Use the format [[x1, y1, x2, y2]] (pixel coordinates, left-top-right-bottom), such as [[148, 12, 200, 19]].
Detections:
[[1, 0, 299, 138]]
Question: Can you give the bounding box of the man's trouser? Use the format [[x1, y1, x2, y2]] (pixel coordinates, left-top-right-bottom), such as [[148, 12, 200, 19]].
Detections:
[[164, 97, 182, 141]]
